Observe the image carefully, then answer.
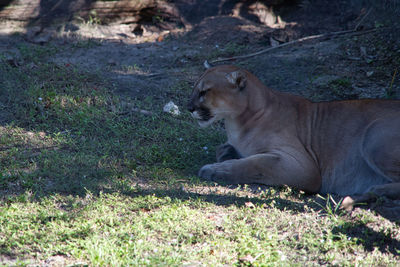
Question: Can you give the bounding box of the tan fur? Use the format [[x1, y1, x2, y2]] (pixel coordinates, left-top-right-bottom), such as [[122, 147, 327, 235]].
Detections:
[[187, 65, 400, 204]]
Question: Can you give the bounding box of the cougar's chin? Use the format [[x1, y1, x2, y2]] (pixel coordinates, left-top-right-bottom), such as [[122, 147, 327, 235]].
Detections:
[[191, 109, 217, 127], [197, 116, 217, 128]]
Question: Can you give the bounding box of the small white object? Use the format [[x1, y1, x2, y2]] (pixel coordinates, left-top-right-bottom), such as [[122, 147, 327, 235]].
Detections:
[[203, 146, 208, 150], [203, 60, 211, 69], [38, 97, 43, 101], [163, 101, 180, 116]]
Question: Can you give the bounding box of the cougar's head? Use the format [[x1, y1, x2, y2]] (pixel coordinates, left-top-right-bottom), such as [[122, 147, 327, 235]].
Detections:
[[187, 65, 248, 127]]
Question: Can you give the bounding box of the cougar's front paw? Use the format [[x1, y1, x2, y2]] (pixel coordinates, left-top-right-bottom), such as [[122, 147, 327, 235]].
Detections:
[[198, 163, 232, 183], [198, 164, 218, 181]]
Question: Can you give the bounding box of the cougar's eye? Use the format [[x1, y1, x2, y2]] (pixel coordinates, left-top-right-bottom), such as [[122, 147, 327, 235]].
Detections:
[[199, 88, 211, 97], [199, 89, 210, 103]]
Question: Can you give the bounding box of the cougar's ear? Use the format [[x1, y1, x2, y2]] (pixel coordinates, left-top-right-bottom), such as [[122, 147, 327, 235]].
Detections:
[[226, 70, 247, 90]]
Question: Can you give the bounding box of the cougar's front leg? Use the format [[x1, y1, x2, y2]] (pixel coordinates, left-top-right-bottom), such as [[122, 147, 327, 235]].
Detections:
[[216, 143, 241, 162], [199, 151, 321, 193]]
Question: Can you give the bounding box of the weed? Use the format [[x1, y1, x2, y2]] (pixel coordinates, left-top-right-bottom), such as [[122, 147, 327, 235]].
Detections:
[[385, 68, 398, 99], [315, 194, 345, 219], [87, 10, 102, 25]]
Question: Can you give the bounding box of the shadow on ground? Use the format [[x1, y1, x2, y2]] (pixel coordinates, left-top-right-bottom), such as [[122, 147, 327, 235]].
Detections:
[[104, 183, 400, 255], [332, 221, 400, 255]]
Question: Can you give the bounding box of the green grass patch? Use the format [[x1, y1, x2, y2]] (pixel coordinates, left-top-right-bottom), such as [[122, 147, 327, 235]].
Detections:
[[0, 43, 399, 266], [0, 53, 223, 197]]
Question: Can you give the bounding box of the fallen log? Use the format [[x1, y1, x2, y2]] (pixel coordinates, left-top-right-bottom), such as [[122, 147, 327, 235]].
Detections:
[[0, 0, 184, 27]]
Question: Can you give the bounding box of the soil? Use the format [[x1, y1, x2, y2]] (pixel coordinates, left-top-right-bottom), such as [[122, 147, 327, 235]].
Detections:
[[1, 0, 399, 103], [0, 0, 400, 219]]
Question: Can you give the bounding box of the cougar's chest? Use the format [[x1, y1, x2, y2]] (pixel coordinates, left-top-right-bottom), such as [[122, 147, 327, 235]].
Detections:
[[225, 123, 265, 157], [225, 121, 248, 157]]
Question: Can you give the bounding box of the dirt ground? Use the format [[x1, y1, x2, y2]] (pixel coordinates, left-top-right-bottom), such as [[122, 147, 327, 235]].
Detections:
[[0, 0, 400, 218], [1, 0, 399, 104]]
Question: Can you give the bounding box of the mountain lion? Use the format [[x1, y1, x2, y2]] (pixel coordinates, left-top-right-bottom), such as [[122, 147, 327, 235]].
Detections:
[[187, 65, 400, 209]]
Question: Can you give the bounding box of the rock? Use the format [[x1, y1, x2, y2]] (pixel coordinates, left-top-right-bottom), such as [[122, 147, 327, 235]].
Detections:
[[163, 101, 180, 116]]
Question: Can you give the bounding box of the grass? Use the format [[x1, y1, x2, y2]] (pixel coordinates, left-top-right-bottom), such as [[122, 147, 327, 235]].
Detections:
[[0, 42, 400, 266]]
